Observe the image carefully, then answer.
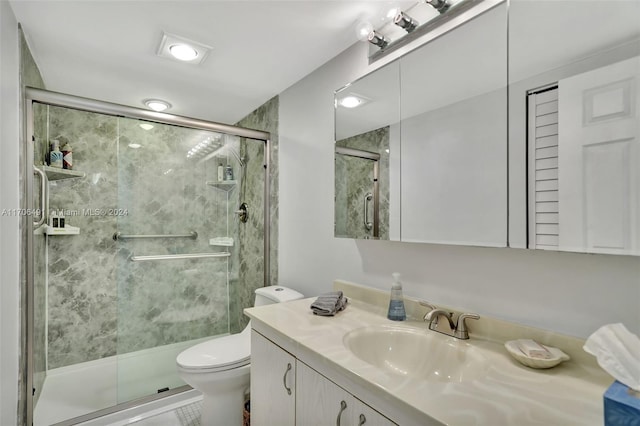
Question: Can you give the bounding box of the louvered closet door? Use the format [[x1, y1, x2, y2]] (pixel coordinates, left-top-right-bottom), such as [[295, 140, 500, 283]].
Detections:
[[528, 88, 560, 249]]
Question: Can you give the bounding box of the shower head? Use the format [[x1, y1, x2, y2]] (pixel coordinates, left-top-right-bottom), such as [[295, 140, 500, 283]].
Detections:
[[198, 140, 246, 168], [226, 145, 246, 168]]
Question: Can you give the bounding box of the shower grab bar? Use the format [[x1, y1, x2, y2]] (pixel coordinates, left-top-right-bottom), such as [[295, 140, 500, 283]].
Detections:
[[113, 231, 198, 241], [130, 252, 230, 262], [363, 192, 373, 231]]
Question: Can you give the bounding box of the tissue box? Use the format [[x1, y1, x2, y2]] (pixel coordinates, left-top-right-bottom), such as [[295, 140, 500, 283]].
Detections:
[[604, 381, 640, 426]]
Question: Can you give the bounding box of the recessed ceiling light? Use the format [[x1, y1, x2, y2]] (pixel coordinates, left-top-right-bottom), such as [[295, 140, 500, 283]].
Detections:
[[143, 99, 171, 112], [338, 94, 370, 109], [169, 44, 198, 61], [157, 31, 211, 65], [139, 123, 154, 130], [128, 143, 142, 149]]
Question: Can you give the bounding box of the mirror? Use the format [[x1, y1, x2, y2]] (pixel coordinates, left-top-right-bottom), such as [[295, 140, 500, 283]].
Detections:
[[334, 3, 507, 246], [398, 3, 507, 246], [509, 0, 640, 255], [335, 62, 400, 240]]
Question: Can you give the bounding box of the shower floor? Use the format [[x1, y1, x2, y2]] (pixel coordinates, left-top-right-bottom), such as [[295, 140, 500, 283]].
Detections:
[[34, 336, 212, 425]]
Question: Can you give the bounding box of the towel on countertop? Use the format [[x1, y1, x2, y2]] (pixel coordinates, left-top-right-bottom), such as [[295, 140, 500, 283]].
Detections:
[[310, 291, 348, 316]]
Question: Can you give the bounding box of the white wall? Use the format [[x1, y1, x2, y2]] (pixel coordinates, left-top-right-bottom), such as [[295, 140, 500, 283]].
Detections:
[[278, 41, 640, 339], [0, 1, 21, 424]]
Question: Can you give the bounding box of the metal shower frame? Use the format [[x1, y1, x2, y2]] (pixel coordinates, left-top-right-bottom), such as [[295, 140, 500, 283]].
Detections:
[[23, 87, 272, 425]]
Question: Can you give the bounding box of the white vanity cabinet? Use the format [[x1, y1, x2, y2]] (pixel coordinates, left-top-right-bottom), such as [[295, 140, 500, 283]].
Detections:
[[296, 361, 397, 426], [250, 330, 296, 426], [251, 329, 396, 426]]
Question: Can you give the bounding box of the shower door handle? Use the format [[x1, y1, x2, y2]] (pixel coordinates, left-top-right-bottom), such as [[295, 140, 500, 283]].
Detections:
[[363, 192, 373, 231], [33, 167, 47, 228]]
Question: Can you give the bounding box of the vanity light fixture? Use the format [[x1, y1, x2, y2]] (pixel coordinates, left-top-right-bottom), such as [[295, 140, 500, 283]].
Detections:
[[355, 20, 374, 41], [156, 31, 211, 65], [368, 31, 390, 49], [143, 99, 171, 112], [424, 0, 450, 13], [393, 11, 419, 33]]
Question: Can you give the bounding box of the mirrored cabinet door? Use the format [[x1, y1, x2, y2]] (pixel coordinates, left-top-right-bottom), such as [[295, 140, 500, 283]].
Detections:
[[508, 0, 640, 255], [335, 62, 401, 240], [399, 2, 507, 246]]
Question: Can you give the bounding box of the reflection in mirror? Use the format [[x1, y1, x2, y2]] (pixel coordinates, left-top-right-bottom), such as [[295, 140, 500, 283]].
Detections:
[[509, 0, 640, 255], [335, 62, 400, 240], [398, 3, 507, 246], [335, 146, 383, 239]]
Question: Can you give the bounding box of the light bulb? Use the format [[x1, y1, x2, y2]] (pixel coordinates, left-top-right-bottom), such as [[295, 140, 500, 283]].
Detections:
[[386, 7, 400, 20], [355, 20, 374, 41], [169, 44, 198, 61], [339, 96, 362, 108], [143, 99, 171, 112]]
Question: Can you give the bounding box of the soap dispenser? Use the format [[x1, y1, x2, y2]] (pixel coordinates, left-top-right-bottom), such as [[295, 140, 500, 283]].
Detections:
[[387, 272, 406, 321]]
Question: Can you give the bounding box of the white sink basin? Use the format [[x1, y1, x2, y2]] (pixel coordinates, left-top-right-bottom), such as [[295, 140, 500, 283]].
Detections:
[[343, 325, 490, 383]]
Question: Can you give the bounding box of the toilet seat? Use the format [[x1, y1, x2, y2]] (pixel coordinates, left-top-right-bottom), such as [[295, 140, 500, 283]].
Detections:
[[177, 333, 250, 373]]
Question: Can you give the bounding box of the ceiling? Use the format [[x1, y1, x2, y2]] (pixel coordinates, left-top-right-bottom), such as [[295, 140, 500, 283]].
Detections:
[[8, 0, 411, 125]]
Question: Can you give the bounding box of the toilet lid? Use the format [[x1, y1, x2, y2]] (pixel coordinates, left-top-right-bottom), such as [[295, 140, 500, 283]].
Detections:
[[177, 332, 250, 371]]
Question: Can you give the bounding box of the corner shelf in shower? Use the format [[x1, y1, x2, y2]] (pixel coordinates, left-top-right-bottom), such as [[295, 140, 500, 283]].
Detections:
[[206, 180, 237, 191], [43, 225, 80, 235], [42, 166, 86, 181]]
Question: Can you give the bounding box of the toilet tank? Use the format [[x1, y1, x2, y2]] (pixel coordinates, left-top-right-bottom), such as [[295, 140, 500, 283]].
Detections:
[[254, 286, 304, 306]]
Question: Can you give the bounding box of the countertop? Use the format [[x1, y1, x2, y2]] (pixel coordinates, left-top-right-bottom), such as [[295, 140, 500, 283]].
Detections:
[[245, 283, 612, 425]]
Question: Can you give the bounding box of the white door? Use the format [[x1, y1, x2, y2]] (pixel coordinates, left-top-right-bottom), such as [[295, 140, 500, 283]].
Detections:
[[558, 55, 639, 254]]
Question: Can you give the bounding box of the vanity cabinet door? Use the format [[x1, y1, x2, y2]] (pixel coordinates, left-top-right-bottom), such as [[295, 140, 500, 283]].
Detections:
[[296, 361, 396, 426], [250, 331, 296, 426]]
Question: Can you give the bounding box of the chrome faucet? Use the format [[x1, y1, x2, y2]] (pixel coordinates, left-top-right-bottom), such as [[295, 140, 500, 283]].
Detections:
[[453, 313, 480, 339], [423, 307, 480, 340], [424, 308, 456, 330]]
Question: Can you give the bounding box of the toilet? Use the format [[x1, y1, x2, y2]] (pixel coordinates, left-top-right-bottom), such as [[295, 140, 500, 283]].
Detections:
[[176, 285, 304, 425]]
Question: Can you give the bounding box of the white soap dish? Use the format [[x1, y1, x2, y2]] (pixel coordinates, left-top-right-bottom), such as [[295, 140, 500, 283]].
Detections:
[[505, 340, 570, 369]]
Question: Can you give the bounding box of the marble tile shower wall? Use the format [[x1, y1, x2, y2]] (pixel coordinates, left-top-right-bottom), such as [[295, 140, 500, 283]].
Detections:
[[231, 95, 279, 333], [43, 107, 232, 368], [335, 127, 390, 240]]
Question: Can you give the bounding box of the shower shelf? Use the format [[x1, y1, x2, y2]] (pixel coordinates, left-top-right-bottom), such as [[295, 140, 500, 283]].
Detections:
[[42, 166, 85, 181], [206, 180, 237, 191], [43, 225, 80, 235]]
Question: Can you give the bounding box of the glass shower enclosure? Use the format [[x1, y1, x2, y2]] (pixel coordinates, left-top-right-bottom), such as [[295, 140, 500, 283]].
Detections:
[[24, 88, 270, 425]]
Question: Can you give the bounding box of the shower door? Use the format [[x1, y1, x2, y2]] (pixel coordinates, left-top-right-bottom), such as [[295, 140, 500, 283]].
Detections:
[[335, 148, 381, 239], [113, 119, 259, 403], [25, 88, 270, 425]]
